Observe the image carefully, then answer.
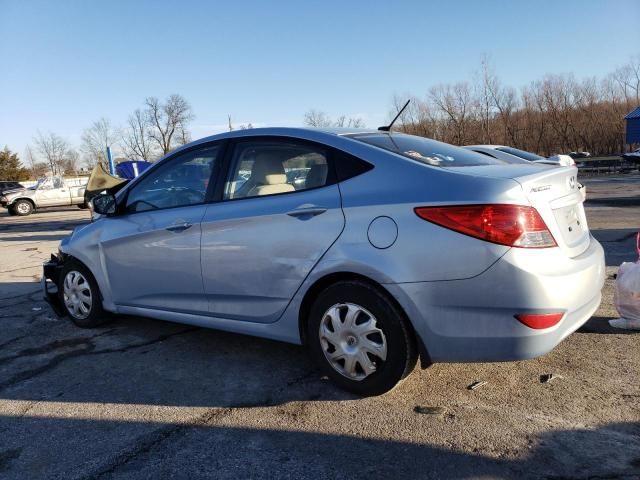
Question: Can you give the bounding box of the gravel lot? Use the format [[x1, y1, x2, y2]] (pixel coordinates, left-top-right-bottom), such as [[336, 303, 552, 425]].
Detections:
[[0, 176, 639, 479]]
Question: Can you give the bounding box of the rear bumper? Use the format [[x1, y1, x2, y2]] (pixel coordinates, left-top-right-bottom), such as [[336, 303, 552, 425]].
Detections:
[[42, 254, 66, 317], [387, 236, 605, 363]]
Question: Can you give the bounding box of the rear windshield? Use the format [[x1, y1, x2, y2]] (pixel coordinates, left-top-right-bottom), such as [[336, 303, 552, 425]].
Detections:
[[348, 133, 504, 167], [495, 146, 544, 161]]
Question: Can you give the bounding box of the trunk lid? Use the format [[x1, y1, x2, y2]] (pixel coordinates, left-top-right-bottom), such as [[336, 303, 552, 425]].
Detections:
[[513, 165, 588, 257], [451, 164, 589, 257]]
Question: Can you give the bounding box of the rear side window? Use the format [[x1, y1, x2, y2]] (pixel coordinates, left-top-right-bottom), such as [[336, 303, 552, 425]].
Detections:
[[224, 141, 333, 200], [334, 151, 374, 181], [349, 133, 504, 167]]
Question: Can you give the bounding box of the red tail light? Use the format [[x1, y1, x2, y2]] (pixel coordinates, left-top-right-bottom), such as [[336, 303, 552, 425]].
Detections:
[[515, 312, 564, 329], [414, 204, 557, 248]]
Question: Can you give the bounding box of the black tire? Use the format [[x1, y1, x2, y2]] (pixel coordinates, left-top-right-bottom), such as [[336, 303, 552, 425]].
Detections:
[[7, 207, 17, 216], [13, 199, 33, 216], [307, 280, 417, 396], [59, 260, 109, 328], [77, 203, 89, 209]]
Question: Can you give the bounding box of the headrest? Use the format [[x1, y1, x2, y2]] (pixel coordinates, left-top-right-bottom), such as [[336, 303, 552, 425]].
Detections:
[[251, 152, 285, 184], [265, 174, 286, 185]]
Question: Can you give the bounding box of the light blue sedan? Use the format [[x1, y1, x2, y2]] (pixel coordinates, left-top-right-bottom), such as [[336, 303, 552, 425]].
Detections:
[[43, 127, 605, 395]]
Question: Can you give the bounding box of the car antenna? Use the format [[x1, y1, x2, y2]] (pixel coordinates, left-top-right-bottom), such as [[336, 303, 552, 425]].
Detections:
[[378, 99, 410, 132]]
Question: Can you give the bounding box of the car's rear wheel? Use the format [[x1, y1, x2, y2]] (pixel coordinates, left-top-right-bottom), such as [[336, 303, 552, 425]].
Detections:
[[13, 200, 33, 216], [59, 261, 109, 328], [307, 280, 417, 396]]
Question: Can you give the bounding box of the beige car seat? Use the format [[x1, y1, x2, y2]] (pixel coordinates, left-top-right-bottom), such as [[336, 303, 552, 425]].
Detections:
[[246, 152, 295, 197]]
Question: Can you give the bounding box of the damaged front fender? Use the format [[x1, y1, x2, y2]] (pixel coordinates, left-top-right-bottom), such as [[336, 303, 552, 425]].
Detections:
[[42, 253, 66, 317]]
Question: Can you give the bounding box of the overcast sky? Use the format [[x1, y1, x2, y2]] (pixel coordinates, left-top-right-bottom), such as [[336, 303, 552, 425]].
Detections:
[[1, 0, 639, 159]]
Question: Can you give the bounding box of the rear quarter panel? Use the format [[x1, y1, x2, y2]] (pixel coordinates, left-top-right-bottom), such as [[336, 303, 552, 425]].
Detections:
[[327, 143, 529, 282]]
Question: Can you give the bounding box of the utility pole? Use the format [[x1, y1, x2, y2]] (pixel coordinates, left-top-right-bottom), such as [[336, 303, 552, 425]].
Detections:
[[107, 146, 115, 175]]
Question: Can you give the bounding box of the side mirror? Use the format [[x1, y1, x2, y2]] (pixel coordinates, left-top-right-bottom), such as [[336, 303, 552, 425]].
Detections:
[[92, 193, 117, 215]]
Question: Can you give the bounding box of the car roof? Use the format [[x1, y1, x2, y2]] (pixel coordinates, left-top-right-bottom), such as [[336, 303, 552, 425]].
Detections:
[[196, 126, 378, 142], [167, 127, 407, 159]]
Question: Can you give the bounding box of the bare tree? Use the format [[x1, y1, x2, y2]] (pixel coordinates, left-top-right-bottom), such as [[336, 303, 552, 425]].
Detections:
[[304, 109, 333, 127], [81, 118, 119, 168], [391, 52, 640, 156], [392, 95, 439, 137], [304, 109, 365, 128], [61, 148, 80, 174], [145, 94, 194, 156], [176, 124, 192, 145], [122, 109, 155, 161], [429, 82, 473, 145], [611, 55, 640, 104], [33, 132, 69, 176], [23, 145, 37, 173], [31, 162, 50, 178], [334, 115, 365, 128]]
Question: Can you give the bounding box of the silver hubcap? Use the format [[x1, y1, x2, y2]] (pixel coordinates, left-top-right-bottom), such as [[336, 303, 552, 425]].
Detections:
[[17, 202, 30, 213], [63, 271, 92, 320], [319, 303, 387, 381]]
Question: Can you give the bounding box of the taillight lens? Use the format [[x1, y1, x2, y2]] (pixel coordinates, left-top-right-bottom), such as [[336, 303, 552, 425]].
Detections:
[[515, 312, 564, 329], [414, 204, 556, 248]]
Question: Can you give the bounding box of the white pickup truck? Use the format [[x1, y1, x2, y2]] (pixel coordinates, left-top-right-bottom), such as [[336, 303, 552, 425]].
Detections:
[[0, 176, 88, 216]]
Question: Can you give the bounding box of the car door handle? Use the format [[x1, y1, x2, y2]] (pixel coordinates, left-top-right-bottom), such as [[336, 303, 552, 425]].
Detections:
[[286, 205, 328, 217], [166, 222, 193, 232]]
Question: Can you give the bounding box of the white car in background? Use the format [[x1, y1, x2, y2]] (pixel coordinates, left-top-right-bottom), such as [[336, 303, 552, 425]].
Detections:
[[623, 148, 640, 163], [0, 175, 88, 216], [464, 145, 584, 200], [464, 145, 575, 167]]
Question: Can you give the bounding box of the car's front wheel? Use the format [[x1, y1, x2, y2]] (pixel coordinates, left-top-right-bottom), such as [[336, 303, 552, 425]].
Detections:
[[59, 261, 109, 328], [307, 280, 417, 396], [13, 199, 33, 216]]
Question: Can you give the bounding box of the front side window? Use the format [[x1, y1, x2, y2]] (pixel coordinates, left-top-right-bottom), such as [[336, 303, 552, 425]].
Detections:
[[125, 145, 219, 213], [224, 141, 330, 200]]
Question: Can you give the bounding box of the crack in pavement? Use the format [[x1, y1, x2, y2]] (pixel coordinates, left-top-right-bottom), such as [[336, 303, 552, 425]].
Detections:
[[0, 333, 30, 350], [0, 337, 102, 364], [75, 369, 322, 477], [0, 289, 41, 301], [0, 298, 44, 309], [83, 407, 235, 480], [0, 264, 45, 274], [0, 327, 199, 391]]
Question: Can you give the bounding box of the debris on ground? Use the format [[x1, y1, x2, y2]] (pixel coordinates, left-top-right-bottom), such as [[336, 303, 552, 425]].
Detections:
[[611, 232, 640, 330], [23, 247, 38, 251], [31, 307, 42, 311], [414, 406, 445, 415], [539, 373, 562, 383], [467, 381, 487, 391], [609, 318, 640, 330]]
